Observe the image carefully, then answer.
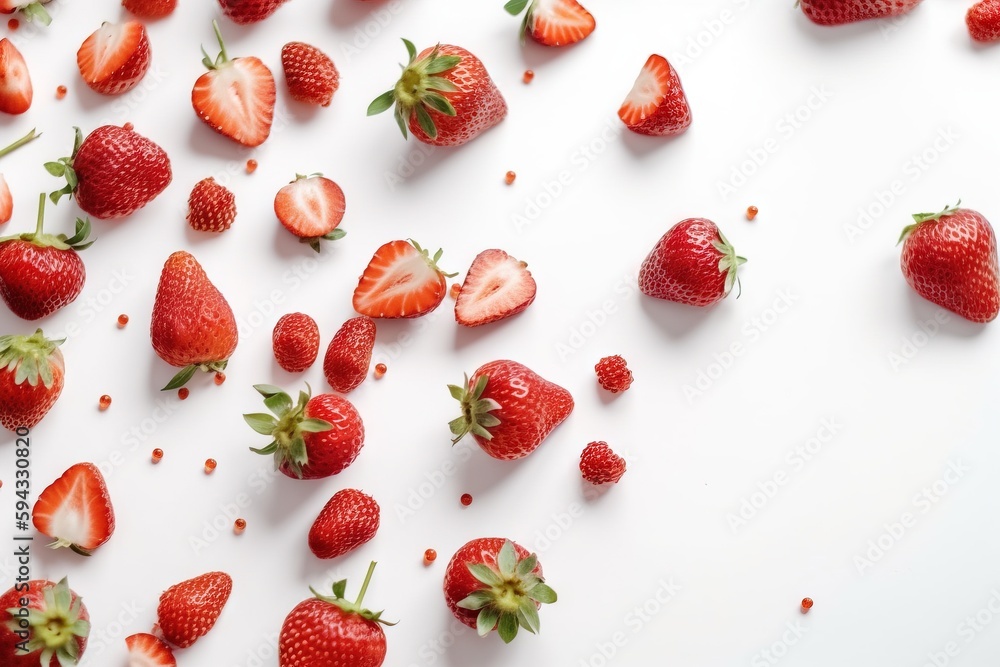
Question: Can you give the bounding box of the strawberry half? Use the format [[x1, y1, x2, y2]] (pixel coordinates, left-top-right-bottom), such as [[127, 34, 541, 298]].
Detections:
[[0, 578, 89, 666], [0, 38, 31, 115], [968, 0, 1000, 42], [125, 633, 176, 667], [0, 328, 64, 431], [274, 174, 346, 252], [156, 572, 232, 649], [353, 240, 454, 318], [619, 54, 692, 137], [122, 0, 177, 19], [33, 462, 115, 556], [455, 249, 536, 327], [308, 488, 380, 560], [76, 21, 151, 96], [797, 0, 923, 25], [504, 0, 596, 46]]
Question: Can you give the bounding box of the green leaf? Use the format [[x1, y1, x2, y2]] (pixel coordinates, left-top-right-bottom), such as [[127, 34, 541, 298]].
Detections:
[[243, 413, 278, 435], [471, 374, 489, 399], [497, 540, 516, 578], [518, 597, 540, 634], [476, 606, 500, 637], [322, 229, 347, 241], [393, 104, 408, 139], [414, 104, 437, 139], [162, 365, 197, 391], [467, 563, 502, 587], [402, 38, 417, 63], [423, 93, 456, 116], [456, 591, 492, 610], [449, 416, 469, 436], [425, 55, 461, 74], [504, 0, 530, 14], [332, 580, 347, 599], [264, 391, 292, 416], [249, 441, 279, 455], [447, 384, 465, 401], [367, 90, 395, 116], [299, 418, 333, 433], [516, 554, 537, 577], [528, 583, 557, 604], [289, 436, 309, 464], [44, 162, 65, 177], [497, 612, 519, 643], [425, 76, 458, 93], [254, 384, 285, 398]]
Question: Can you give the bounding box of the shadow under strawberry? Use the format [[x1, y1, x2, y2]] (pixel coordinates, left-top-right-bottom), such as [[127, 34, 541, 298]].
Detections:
[[328, 0, 392, 28]]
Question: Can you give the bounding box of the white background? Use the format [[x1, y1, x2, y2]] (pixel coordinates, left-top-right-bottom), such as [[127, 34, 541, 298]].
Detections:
[[1, 1, 999, 666]]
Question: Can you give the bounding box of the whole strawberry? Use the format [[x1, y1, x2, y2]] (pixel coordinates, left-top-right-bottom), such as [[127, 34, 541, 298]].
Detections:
[[323, 316, 375, 393], [187, 177, 236, 233], [443, 538, 556, 643], [273, 312, 320, 372], [122, 0, 176, 18], [157, 572, 232, 648], [639, 218, 746, 307], [798, 0, 922, 25], [899, 203, 999, 323], [0, 329, 64, 431], [282, 42, 338, 106], [308, 488, 380, 559], [244, 383, 365, 479], [151, 251, 238, 389], [0, 194, 93, 320], [449, 360, 573, 460], [218, 0, 288, 24], [279, 563, 392, 667], [368, 40, 507, 147], [967, 0, 1000, 42], [595, 355, 633, 393], [0, 578, 89, 666], [579, 441, 626, 484]]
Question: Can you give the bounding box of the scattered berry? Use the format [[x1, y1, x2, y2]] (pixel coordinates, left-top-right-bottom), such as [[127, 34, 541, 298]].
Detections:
[[595, 355, 633, 393], [460, 493, 473, 506], [178, 387, 189, 400], [122, 123, 133, 132], [374, 363, 387, 378], [234, 518, 246, 534], [56, 85, 67, 99], [282, 41, 339, 107], [450, 283, 461, 299], [523, 69, 534, 83], [579, 441, 626, 484], [204, 458, 217, 474], [214, 372, 226, 385], [273, 313, 320, 373], [423, 548, 437, 564], [187, 177, 236, 233], [117, 313, 129, 327], [99, 394, 112, 410], [7, 19, 17, 30], [505, 170, 516, 185], [746, 205, 759, 220], [801, 597, 814, 612], [968, 0, 1000, 42], [246, 159, 257, 173], [151, 448, 163, 463]]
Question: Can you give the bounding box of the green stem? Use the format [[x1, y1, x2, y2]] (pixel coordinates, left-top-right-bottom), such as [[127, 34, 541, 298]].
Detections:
[[0, 128, 39, 159], [35, 193, 45, 235], [212, 20, 228, 63], [355, 562, 377, 607]]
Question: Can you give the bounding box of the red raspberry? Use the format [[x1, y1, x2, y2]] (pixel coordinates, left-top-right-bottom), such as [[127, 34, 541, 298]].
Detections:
[[595, 355, 633, 393], [579, 441, 626, 484]]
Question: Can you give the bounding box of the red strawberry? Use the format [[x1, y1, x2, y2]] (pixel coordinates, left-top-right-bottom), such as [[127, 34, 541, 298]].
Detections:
[[594, 355, 632, 393], [274, 174, 346, 252], [323, 316, 375, 393], [125, 634, 176, 667], [282, 42, 338, 106], [353, 240, 454, 318], [47, 125, 172, 220], [579, 441, 625, 484], [279, 563, 392, 667], [273, 312, 320, 372], [156, 572, 232, 649], [455, 249, 536, 327], [504, 0, 596, 46], [192, 22, 276, 147], [0, 329, 63, 431], [0, 176, 11, 224], [218, 0, 288, 24], [443, 538, 555, 643], [186, 177, 236, 233], [968, 0, 1000, 41], [618, 54, 691, 137], [151, 250, 238, 389], [76, 21, 150, 96], [639, 218, 746, 306], [0, 38, 31, 115], [899, 203, 999, 323], [122, 0, 176, 18], [798, 0, 922, 25], [244, 383, 365, 479], [0, 578, 89, 666], [368, 41, 507, 147], [33, 462, 115, 555], [308, 488, 380, 559], [449, 360, 573, 461], [0, 0, 51, 25]]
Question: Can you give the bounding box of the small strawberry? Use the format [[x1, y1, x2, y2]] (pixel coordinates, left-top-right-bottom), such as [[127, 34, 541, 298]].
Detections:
[[282, 42, 338, 106], [967, 0, 1000, 42], [579, 441, 625, 484], [122, 0, 176, 18], [639, 218, 746, 307], [0, 0, 51, 25], [443, 538, 556, 643], [797, 0, 922, 25], [156, 572, 232, 649], [618, 54, 691, 137], [0, 38, 31, 115], [504, 0, 596, 46], [0, 578, 89, 666], [244, 383, 365, 479], [279, 563, 393, 667], [274, 174, 346, 252], [0, 329, 63, 431], [125, 634, 176, 667], [187, 177, 236, 233], [454, 249, 537, 327], [76, 21, 150, 96], [353, 240, 454, 318], [218, 0, 288, 24], [449, 360, 574, 461], [323, 316, 375, 393], [899, 202, 999, 323], [594, 355, 632, 393], [273, 312, 320, 372], [33, 462, 115, 555], [192, 21, 276, 147], [368, 40, 507, 147], [308, 488, 380, 559], [151, 251, 238, 389]]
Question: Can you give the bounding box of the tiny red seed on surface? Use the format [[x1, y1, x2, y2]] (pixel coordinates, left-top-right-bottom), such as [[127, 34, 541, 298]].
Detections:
[[460, 493, 473, 506], [424, 548, 437, 564], [8, 18, 18, 30], [801, 597, 813, 612], [204, 458, 217, 473], [55, 85, 67, 100], [523, 69, 534, 84], [234, 518, 246, 534], [746, 206, 759, 221], [99, 395, 111, 410], [246, 159, 258, 174], [177, 387, 189, 400], [505, 170, 516, 185], [122, 122, 134, 131], [151, 448, 163, 463], [374, 363, 387, 379], [214, 372, 226, 385], [450, 283, 461, 299], [117, 314, 129, 328]]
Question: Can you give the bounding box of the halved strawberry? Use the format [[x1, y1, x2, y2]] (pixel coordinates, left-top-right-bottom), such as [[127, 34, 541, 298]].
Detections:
[[504, 0, 595, 46], [0, 175, 11, 224], [32, 462, 115, 556], [0, 38, 31, 115], [455, 249, 536, 327], [77, 21, 151, 96], [618, 54, 692, 137], [274, 174, 346, 252], [352, 240, 454, 319], [126, 633, 176, 667]]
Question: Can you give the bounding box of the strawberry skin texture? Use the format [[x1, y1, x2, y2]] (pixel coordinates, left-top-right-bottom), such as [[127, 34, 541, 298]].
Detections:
[[272, 312, 320, 372], [442, 538, 538, 629], [279, 598, 386, 667], [323, 316, 375, 393], [76, 21, 151, 96], [968, 0, 1000, 41], [157, 572, 232, 649], [0, 38, 31, 115], [308, 488, 380, 559], [0, 241, 85, 320], [619, 55, 691, 137], [0, 579, 89, 667], [122, 0, 177, 18], [798, 0, 922, 25], [219, 0, 287, 24], [33, 462, 115, 554], [282, 42, 338, 106], [290, 394, 365, 479], [580, 441, 626, 484], [186, 177, 236, 233], [0, 331, 64, 431]]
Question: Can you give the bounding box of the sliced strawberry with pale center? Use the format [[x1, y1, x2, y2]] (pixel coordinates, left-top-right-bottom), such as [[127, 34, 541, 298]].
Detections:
[[618, 54, 670, 126], [353, 240, 451, 318], [275, 176, 345, 238], [126, 633, 177, 667], [530, 0, 595, 46], [32, 462, 115, 555], [0, 38, 31, 114], [455, 249, 537, 327], [77, 21, 143, 84], [0, 175, 12, 224], [193, 56, 275, 147]]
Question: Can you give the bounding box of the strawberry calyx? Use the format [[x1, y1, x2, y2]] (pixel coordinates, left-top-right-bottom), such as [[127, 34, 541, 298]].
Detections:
[[243, 383, 332, 479], [899, 200, 961, 245], [45, 127, 85, 205], [367, 39, 461, 140], [4, 578, 89, 665], [309, 561, 396, 626], [0, 194, 94, 251], [455, 540, 556, 644], [503, 0, 536, 44], [16, 1, 51, 25], [447, 373, 502, 444], [410, 239, 457, 279], [201, 20, 234, 71], [710, 230, 747, 297], [161, 360, 227, 391], [0, 328, 63, 388]]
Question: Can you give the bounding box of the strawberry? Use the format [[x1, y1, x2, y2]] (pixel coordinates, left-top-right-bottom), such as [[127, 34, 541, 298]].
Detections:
[[449, 360, 573, 461], [282, 42, 338, 106], [967, 0, 1000, 41], [218, 0, 288, 24], [244, 383, 365, 479], [353, 240, 454, 318], [279, 563, 392, 667], [594, 355, 632, 393], [76, 21, 150, 96], [122, 0, 176, 18], [899, 202, 999, 323], [455, 249, 536, 327], [274, 174, 346, 252], [151, 250, 238, 389], [368, 40, 507, 147], [0, 578, 89, 666], [156, 572, 232, 649], [125, 634, 176, 667], [443, 538, 556, 643], [187, 177, 236, 233], [639, 218, 746, 307], [33, 462, 115, 555], [0, 329, 63, 431], [47, 125, 172, 220], [504, 0, 596, 46], [0, 38, 31, 115], [308, 488, 380, 559], [618, 54, 692, 137], [323, 316, 375, 393], [797, 0, 922, 25], [0, 176, 10, 224], [0, 0, 50, 25], [579, 441, 626, 484], [192, 22, 275, 147], [273, 312, 320, 372]]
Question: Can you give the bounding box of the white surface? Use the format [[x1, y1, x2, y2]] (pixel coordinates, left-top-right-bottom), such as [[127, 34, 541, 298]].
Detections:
[[1, 1, 999, 666]]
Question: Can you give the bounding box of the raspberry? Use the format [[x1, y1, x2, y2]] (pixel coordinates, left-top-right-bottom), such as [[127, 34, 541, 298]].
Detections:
[[595, 355, 633, 393], [579, 442, 626, 484]]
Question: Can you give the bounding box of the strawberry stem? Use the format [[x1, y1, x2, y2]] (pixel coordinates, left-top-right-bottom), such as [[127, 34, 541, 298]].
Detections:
[[213, 20, 228, 63], [35, 192, 45, 236], [355, 561, 376, 607], [0, 127, 40, 160]]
